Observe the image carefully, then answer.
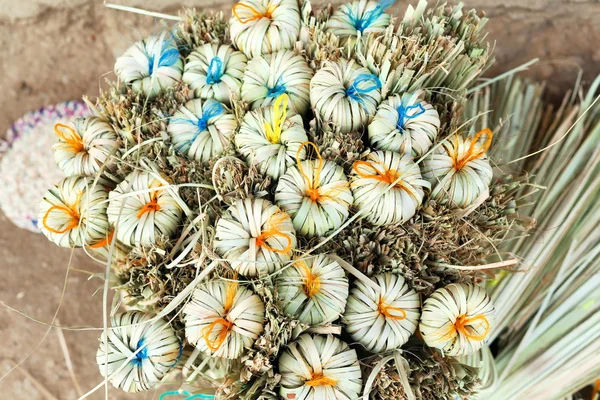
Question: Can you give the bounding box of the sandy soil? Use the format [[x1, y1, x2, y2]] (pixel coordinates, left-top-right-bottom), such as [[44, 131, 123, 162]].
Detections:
[[0, 1, 599, 399]]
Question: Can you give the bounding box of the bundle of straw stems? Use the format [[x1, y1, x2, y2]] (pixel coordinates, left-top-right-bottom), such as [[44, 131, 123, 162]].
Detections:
[[466, 72, 600, 399]]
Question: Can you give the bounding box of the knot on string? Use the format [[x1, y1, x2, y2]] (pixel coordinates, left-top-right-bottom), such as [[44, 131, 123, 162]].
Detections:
[[54, 123, 84, 153], [305, 372, 337, 387], [452, 128, 493, 171], [255, 211, 293, 254], [296, 142, 349, 203], [264, 94, 289, 144], [87, 230, 115, 249], [396, 103, 426, 130], [202, 281, 238, 352], [453, 313, 490, 341], [377, 296, 406, 320], [197, 101, 225, 131], [147, 36, 180, 75], [296, 260, 321, 297], [352, 160, 407, 190], [344, 0, 395, 32], [266, 77, 287, 98], [42, 193, 82, 234], [205, 56, 224, 85], [345, 74, 381, 106], [137, 191, 161, 218], [131, 338, 149, 366], [233, 2, 277, 23]]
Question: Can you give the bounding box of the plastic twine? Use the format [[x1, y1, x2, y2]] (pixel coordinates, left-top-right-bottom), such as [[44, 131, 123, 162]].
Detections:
[[266, 77, 287, 98], [453, 314, 491, 341], [346, 74, 381, 107], [452, 128, 493, 171], [352, 160, 407, 189], [205, 56, 224, 85], [396, 103, 426, 130], [54, 123, 84, 153], [264, 94, 289, 144], [147, 37, 180, 75], [202, 281, 238, 351], [255, 211, 293, 254], [305, 373, 338, 387], [137, 190, 161, 218], [233, 2, 276, 23], [296, 141, 349, 202], [345, 0, 395, 32], [377, 297, 407, 320], [159, 391, 215, 400], [296, 260, 321, 297], [42, 192, 82, 234]]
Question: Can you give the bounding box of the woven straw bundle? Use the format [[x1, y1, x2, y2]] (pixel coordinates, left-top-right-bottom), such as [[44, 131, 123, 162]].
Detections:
[[182, 43, 248, 105], [310, 59, 382, 133], [39, 176, 110, 248], [241, 49, 313, 114], [52, 117, 118, 177], [422, 130, 494, 208], [279, 334, 363, 400], [214, 198, 297, 277], [235, 94, 308, 179], [274, 143, 354, 237], [114, 32, 183, 98], [368, 90, 440, 157], [107, 171, 183, 247], [167, 98, 236, 162], [96, 311, 181, 392], [183, 280, 265, 359], [350, 150, 429, 225], [420, 283, 495, 356], [344, 273, 420, 353], [276, 254, 349, 326]]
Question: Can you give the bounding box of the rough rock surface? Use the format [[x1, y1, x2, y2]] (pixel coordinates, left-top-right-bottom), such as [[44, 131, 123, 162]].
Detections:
[[0, 0, 598, 398]]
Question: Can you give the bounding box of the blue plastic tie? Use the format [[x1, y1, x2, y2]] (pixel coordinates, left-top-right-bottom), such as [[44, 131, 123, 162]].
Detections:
[[346, 74, 382, 107], [266, 77, 287, 98], [159, 390, 215, 400], [131, 338, 149, 366], [345, 0, 395, 32], [148, 37, 180, 75], [170, 100, 225, 153], [197, 101, 225, 131], [205, 56, 224, 85], [396, 103, 426, 130]]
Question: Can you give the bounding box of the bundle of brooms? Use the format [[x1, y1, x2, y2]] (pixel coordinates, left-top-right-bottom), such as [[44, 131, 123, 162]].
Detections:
[[30, 0, 600, 398]]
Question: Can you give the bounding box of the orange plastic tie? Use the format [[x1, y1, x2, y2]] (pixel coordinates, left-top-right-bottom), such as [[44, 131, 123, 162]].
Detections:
[[453, 128, 493, 171], [42, 192, 82, 234], [352, 160, 407, 190], [255, 211, 293, 254], [297, 261, 320, 297], [54, 123, 84, 153], [223, 280, 238, 314], [378, 296, 406, 320], [137, 192, 161, 218], [42, 205, 80, 234], [296, 142, 349, 202], [454, 314, 490, 341], [202, 317, 234, 352], [202, 281, 238, 352], [305, 372, 337, 387], [232, 3, 275, 23], [88, 230, 115, 249]]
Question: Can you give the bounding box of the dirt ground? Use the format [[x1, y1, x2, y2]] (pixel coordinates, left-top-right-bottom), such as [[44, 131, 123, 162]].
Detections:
[[0, 1, 599, 399]]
